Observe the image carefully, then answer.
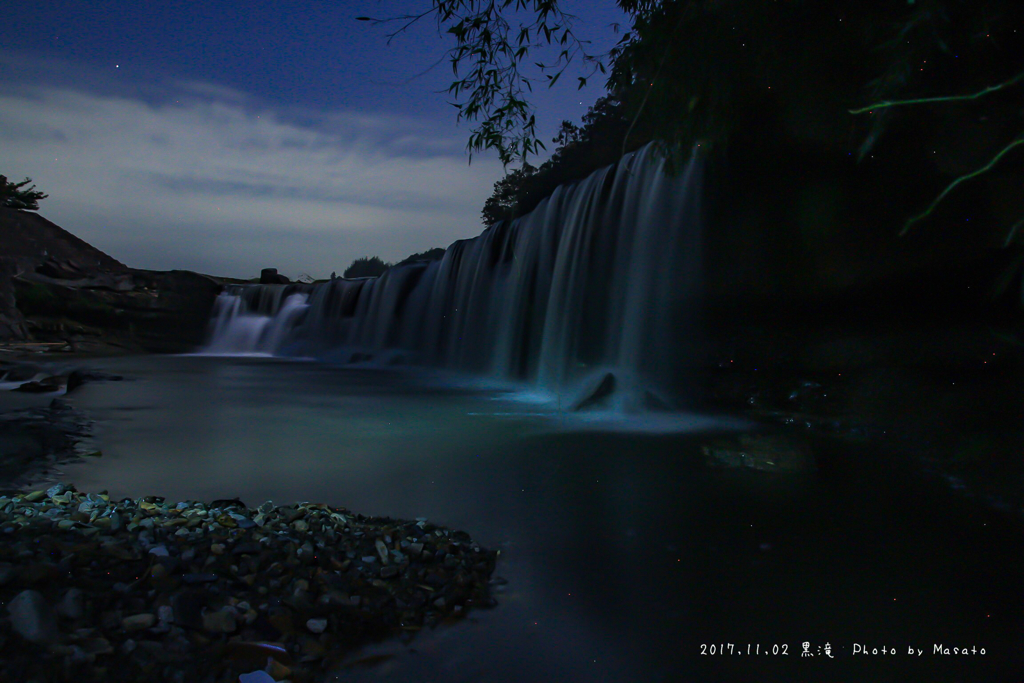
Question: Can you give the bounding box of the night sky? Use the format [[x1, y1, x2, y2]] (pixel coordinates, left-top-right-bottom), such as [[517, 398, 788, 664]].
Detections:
[[1, 1, 626, 279]]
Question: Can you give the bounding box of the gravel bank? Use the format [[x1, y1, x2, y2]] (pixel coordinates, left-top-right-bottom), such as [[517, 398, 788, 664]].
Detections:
[[0, 484, 499, 682]]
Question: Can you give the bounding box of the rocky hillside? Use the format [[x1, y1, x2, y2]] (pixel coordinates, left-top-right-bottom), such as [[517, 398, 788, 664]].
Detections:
[[0, 208, 127, 273], [0, 208, 219, 353]]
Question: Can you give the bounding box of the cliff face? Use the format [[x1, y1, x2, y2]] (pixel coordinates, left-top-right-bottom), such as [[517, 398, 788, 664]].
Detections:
[[0, 208, 219, 353]]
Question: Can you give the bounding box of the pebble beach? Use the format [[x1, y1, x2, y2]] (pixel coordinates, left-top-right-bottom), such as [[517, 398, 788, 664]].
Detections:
[[0, 483, 499, 682]]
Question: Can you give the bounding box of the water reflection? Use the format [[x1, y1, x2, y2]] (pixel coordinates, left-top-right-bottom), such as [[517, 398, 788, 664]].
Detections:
[[49, 355, 1024, 682]]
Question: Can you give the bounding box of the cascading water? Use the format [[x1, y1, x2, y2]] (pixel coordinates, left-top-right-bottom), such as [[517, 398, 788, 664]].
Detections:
[[205, 290, 310, 355], [204, 143, 702, 409]]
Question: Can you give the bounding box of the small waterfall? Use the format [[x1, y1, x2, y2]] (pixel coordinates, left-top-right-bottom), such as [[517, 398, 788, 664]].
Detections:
[[203, 143, 702, 407], [204, 289, 310, 355]]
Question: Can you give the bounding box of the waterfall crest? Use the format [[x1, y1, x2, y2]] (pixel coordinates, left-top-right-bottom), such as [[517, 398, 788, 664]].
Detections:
[[204, 143, 703, 408]]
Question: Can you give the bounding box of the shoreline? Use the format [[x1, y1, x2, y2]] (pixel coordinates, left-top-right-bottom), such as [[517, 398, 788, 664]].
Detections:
[[0, 484, 499, 682]]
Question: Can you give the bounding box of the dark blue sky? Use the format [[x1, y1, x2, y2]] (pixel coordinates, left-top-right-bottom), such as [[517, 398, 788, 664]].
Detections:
[[1, 1, 626, 278]]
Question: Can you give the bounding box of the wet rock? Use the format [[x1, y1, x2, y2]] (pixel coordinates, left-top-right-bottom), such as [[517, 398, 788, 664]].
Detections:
[[268, 611, 295, 636], [182, 572, 218, 584], [239, 671, 276, 683], [7, 589, 59, 644], [79, 636, 114, 656], [233, 541, 261, 556], [375, 538, 390, 565], [571, 372, 616, 411], [122, 613, 156, 631], [296, 541, 315, 564], [170, 592, 204, 630], [56, 587, 86, 619], [202, 608, 237, 633], [14, 376, 66, 393], [305, 617, 328, 634], [265, 658, 292, 680], [46, 483, 69, 498], [18, 562, 59, 584]]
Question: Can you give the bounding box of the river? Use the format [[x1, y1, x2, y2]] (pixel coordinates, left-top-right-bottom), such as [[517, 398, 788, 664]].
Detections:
[[24, 352, 1017, 682]]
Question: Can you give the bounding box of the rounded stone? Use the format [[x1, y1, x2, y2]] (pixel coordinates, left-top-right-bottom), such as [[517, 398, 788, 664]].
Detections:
[[122, 613, 157, 631], [8, 589, 59, 644]]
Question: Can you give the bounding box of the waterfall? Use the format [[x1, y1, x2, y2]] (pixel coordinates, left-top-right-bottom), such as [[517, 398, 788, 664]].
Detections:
[[203, 143, 703, 408], [204, 290, 310, 355]]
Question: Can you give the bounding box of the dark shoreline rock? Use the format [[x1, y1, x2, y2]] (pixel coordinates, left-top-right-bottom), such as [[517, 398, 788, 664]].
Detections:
[[0, 207, 222, 354], [0, 486, 499, 682], [260, 268, 290, 285], [11, 269, 221, 354]]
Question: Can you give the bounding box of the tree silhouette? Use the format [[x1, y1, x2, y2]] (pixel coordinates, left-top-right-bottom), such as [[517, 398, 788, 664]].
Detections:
[[1, 175, 48, 211], [343, 256, 391, 278]]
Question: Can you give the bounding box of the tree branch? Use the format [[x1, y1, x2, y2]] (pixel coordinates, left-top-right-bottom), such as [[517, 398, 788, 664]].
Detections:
[[1003, 215, 1024, 248], [901, 138, 1024, 236], [850, 70, 1024, 115], [366, 1, 615, 164]]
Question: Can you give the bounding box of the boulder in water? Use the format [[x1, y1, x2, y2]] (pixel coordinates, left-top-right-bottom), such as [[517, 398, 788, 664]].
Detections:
[[13, 375, 66, 393], [571, 372, 616, 411]]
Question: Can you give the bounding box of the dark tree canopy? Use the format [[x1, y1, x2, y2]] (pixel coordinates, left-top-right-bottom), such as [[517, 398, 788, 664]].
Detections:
[[481, 162, 536, 225], [1, 175, 48, 211], [462, 1, 1024, 236], [480, 93, 634, 224], [343, 248, 446, 279], [388, 1, 1022, 164], [343, 256, 390, 278], [394, 247, 446, 267]]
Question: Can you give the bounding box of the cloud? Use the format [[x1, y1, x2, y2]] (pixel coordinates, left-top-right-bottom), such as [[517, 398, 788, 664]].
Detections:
[[0, 55, 504, 279]]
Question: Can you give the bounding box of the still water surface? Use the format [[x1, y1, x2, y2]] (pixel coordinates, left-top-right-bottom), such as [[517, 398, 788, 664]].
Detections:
[[42, 355, 1024, 682]]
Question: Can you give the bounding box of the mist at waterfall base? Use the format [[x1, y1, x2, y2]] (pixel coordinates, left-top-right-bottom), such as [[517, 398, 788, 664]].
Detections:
[[46, 145, 1022, 681]]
